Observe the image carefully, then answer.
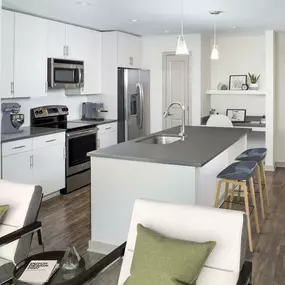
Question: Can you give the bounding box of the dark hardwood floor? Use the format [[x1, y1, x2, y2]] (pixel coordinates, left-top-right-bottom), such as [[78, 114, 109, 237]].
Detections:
[[31, 168, 285, 285], [30, 186, 92, 256]]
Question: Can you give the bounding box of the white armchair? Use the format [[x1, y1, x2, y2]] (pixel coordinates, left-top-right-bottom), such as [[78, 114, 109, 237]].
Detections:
[[68, 199, 252, 285], [0, 180, 43, 284]]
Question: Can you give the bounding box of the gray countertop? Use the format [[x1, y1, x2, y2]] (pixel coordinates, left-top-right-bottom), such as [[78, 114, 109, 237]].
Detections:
[[201, 115, 266, 128], [88, 126, 251, 167], [2, 127, 66, 143], [71, 119, 117, 126], [1, 119, 117, 143]]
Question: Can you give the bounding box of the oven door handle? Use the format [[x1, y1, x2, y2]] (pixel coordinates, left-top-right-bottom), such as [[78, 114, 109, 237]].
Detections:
[[78, 67, 82, 88], [67, 129, 97, 139]]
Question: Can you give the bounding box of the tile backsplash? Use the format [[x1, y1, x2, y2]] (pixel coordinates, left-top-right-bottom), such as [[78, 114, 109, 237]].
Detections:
[[1, 90, 103, 127]]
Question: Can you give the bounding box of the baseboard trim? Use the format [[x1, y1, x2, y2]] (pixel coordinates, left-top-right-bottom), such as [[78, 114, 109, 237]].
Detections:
[[88, 240, 117, 255], [275, 162, 285, 168], [265, 164, 276, 172], [42, 191, 60, 202]]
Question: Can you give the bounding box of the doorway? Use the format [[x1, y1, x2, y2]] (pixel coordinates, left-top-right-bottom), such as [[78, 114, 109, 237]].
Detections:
[[162, 53, 190, 129]]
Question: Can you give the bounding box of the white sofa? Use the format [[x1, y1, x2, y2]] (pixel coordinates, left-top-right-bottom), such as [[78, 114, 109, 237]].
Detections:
[[72, 199, 252, 285], [0, 180, 43, 284]]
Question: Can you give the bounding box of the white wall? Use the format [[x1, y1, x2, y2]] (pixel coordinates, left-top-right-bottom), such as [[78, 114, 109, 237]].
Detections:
[[265, 31, 276, 169], [201, 35, 211, 117], [210, 34, 266, 116], [2, 91, 103, 126], [275, 32, 285, 163], [141, 34, 203, 132], [0, 6, 2, 175]]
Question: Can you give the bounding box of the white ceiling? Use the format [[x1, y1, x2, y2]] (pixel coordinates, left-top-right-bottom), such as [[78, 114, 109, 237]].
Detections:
[[2, 0, 285, 36]]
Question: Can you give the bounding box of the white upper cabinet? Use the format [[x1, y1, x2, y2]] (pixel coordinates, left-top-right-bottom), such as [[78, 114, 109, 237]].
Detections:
[[48, 20, 66, 59], [1, 10, 15, 99], [65, 25, 102, 94], [14, 13, 48, 97], [117, 32, 142, 68], [81, 29, 102, 94], [65, 24, 84, 60]]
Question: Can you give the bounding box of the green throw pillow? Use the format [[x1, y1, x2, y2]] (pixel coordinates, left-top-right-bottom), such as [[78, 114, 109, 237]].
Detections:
[[124, 224, 216, 285], [0, 205, 9, 224]]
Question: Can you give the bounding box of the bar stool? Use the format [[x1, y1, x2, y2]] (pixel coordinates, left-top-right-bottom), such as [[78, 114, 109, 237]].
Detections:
[[214, 161, 260, 252], [236, 148, 269, 220]]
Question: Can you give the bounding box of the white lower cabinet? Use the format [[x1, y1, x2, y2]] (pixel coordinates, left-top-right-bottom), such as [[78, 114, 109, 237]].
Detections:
[[33, 143, 65, 196], [2, 151, 34, 185], [98, 130, 117, 149], [97, 123, 117, 149], [2, 133, 66, 196]]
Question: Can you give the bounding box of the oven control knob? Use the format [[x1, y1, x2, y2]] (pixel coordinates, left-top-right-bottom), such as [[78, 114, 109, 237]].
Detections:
[[39, 110, 43, 114], [35, 111, 39, 115]]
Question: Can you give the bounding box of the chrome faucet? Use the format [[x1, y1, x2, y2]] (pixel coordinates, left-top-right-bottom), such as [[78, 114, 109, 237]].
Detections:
[[163, 102, 186, 138]]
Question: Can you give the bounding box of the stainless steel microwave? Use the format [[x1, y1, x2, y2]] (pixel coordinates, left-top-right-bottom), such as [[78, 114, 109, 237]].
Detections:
[[47, 58, 84, 89]]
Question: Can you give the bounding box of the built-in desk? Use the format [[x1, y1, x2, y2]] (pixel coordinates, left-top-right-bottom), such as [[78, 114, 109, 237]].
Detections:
[[232, 125, 266, 132], [201, 115, 266, 148]]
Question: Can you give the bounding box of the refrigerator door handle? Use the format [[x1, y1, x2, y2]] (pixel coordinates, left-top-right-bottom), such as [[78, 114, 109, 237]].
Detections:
[[136, 83, 144, 129], [140, 83, 144, 129]]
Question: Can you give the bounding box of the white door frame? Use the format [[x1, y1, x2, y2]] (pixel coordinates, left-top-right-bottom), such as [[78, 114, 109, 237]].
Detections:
[[162, 52, 191, 130]]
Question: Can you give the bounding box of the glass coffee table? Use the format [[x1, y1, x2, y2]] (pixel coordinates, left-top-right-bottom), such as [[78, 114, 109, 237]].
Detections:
[[12, 250, 122, 285]]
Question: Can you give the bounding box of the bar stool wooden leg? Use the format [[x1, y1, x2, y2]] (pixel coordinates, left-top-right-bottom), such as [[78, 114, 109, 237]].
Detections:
[[242, 182, 253, 252], [256, 164, 265, 219], [229, 183, 235, 209], [249, 177, 260, 234], [225, 182, 230, 209], [214, 180, 223, 208], [260, 162, 270, 207], [238, 185, 241, 201]]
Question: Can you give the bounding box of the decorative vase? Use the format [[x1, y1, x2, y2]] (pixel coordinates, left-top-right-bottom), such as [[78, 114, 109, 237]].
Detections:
[[249, 83, 259, 90]]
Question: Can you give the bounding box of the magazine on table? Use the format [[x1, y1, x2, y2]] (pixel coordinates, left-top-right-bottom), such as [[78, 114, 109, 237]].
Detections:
[[19, 260, 59, 285]]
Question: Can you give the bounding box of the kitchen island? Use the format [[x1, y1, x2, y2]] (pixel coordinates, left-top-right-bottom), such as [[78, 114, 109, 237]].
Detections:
[[88, 126, 250, 254]]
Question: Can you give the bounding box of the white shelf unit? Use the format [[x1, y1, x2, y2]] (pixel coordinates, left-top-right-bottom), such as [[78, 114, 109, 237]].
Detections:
[[207, 90, 266, 96], [233, 125, 266, 132]]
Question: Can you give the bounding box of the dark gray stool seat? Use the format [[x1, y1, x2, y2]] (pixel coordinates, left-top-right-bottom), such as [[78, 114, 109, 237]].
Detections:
[[236, 148, 267, 162], [217, 161, 257, 181]]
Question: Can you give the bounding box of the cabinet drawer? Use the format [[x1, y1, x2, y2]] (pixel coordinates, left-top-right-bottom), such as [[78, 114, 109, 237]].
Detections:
[[2, 138, 33, 156], [33, 132, 65, 150], [97, 123, 117, 135]]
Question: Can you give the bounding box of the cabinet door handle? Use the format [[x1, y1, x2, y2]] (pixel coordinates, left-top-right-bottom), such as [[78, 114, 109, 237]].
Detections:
[[12, 145, 25, 150], [63, 45, 66, 56], [45, 139, 56, 143], [97, 138, 100, 149], [30, 155, 33, 169], [129, 57, 134, 66], [105, 127, 111, 130], [66, 46, 69, 56], [63, 147, 66, 159], [11, 82, 14, 94], [45, 82, 48, 93]]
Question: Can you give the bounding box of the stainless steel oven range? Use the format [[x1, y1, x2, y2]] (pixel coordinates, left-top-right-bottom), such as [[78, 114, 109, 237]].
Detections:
[[31, 105, 97, 194]]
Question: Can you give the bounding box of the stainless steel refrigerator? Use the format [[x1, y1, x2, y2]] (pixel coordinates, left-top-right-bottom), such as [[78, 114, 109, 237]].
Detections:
[[118, 68, 150, 143]]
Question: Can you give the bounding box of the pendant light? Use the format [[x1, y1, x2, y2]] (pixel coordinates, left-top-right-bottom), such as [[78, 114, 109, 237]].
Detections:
[[176, 0, 189, 55], [210, 11, 223, 60]]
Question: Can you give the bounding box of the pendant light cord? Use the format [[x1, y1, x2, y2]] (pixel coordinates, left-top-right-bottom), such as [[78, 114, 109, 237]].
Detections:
[[213, 21, 216, 46], [181, 0, 184, 35]]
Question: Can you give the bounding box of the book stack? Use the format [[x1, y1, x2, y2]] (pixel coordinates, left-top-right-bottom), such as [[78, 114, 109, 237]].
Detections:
[[19, 260, 59, 285]]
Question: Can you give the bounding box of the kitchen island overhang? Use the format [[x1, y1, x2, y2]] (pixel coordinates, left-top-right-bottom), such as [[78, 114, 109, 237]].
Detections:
[[88, 126, 250, 254]]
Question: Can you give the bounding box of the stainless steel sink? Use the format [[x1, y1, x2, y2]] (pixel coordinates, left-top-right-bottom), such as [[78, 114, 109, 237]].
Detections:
[[136, 135, 182, 145]]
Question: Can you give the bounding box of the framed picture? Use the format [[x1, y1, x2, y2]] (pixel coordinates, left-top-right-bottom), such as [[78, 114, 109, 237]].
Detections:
[[226, 109, 247, 122], [229, 75, 247, 90]]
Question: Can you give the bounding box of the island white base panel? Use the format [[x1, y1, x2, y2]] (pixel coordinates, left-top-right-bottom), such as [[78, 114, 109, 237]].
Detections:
[[89, 135, 247, 254]]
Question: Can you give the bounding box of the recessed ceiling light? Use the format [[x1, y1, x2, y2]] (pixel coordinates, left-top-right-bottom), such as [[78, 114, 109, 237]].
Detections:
[[129, 19, 139, 23], [164, 30, 170, 33], [209, 11, 224, 15], [77, 0, 91, 5], [232, 26, 237, 29]]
